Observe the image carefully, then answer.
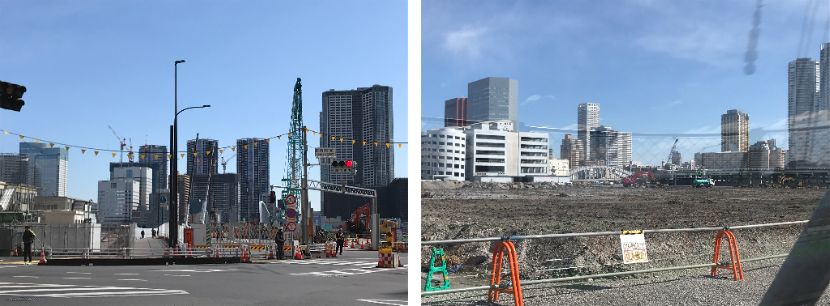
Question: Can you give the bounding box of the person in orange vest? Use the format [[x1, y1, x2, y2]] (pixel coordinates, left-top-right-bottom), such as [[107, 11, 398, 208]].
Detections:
[[335, 229, 345, 255], [22, 226, 36, 265], [275, 228, 285, 260]]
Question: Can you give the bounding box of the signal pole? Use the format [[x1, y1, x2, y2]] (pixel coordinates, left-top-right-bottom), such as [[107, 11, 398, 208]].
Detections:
[[301, 126, 310, 246]]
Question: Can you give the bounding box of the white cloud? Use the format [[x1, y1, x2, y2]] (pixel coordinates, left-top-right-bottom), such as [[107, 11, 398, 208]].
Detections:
[[636, 24, 741, 66], [444, 27, 488, 59], [522, 94, 556, 105]]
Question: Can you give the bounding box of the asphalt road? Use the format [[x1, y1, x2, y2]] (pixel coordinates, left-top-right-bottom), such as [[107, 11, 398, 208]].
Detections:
[[0, 249, 407, 306]]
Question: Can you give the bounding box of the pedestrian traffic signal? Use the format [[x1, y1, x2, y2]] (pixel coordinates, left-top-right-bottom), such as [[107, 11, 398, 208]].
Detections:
[[269, 191, 276, 204], [0, 81, 26, 112], [330, 159, 356, 172]]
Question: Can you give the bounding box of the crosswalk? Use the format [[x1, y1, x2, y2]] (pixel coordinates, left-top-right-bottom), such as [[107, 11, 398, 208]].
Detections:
[[276, 259, 379, 268], [0, 281, 188, 298], [290, 265, 407, 277]]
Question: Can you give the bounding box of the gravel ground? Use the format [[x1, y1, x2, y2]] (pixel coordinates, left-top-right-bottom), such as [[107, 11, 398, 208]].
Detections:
[[422, 258, 830, 305], [421, 181, 830, 305]]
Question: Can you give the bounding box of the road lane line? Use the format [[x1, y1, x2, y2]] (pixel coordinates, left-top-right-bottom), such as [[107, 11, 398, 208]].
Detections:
[[357, 299, 408, 306], [63, 277, 92, 280], [0, 286, 138, 294], [11, 276, 38, 279], [66, 272, 91, 275], [114, 273, 140, 276], [117, 279, 148, 282], [34, 289, 189, 298]]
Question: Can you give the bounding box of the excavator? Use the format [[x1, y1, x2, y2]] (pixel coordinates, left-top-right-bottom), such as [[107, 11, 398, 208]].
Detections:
[[350, 203, 372, 234]]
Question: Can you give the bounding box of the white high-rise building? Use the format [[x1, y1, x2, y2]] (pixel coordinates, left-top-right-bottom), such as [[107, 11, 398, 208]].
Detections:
[[578, 103, 600, 160], [421, 127, 466, 181], [788, 58, 820, 168], [97, 179, 140, 224], [110, 167, 152, 213]]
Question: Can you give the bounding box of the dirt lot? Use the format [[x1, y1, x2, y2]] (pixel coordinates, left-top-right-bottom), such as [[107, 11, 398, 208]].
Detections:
[[421, 181, 828, 282]]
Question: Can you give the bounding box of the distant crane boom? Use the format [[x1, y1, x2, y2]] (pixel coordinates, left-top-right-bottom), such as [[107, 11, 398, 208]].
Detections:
[[107, 125, 127, 162]]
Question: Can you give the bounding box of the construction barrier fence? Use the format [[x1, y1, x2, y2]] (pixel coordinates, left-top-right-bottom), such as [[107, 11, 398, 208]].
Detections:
[[421, 219, 810, 303]]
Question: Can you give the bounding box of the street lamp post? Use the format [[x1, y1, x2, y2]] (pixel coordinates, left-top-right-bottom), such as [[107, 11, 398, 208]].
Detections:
[[169, 104, 210, 248]]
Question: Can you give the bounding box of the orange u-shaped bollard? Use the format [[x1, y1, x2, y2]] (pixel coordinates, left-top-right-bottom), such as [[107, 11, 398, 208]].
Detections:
[[711, 229, 744, 281], [488, 240, 524, 306]]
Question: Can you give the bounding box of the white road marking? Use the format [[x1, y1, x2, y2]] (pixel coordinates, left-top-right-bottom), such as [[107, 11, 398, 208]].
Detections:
[[66, 272, 91, 275], [63, 277, 91, 280], [0, 281, 189, 298], [163, 274, 191, 277], [153, 268, 236, 273], [117, 279, 147, 282], [291, 265, 407, 277], [11, 276, 38, 279], [114, 273, 140, 276], [357, 299, 408, 306]]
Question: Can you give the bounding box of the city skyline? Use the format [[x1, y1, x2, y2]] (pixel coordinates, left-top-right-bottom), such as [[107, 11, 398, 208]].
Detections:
[[0, 1, 408, 206], [423, 0, 819, 163]]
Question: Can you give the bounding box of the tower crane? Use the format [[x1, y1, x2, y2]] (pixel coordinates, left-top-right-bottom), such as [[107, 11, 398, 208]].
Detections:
[[221, 153, 236, 174], [664, 138, 679, 170], [108, 125, 127, 163]]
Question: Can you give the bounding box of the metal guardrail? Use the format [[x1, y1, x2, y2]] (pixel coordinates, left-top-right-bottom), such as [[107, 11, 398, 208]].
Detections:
[[46, 247, 242, 260], [421, 220, 810, 296], [421, 254, 790, 296], [422, 220, 809, 245]]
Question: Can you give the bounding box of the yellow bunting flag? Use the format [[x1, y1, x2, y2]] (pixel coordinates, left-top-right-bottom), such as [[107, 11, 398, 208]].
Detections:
[[339, 137, 344, 143], [192, 152, 198, 158], [288, 133, 292, 138], [330, 136, 336, 141], [277, 135, 281, 139], [94, 150, 99, 156], [180, 153, 185, 159], [243, 144, 248, 150], [264, 139, 269, 144], [373, 141, 378, 147], [361, 140, 366, 145], [206, 150, 211, 156], [64, 146, 70, 152], [253, 142, 257, 148], [397, 143, 403, 149], [219, 148, 224, 154], [351, 140, 356, 145], [385, 143, 391, 149], [111, 152, 117, 158], [18, 135, 24, 140], [140, 153, 146, 160], [231, 147, 236, 152], [81, 149, 86, 154]]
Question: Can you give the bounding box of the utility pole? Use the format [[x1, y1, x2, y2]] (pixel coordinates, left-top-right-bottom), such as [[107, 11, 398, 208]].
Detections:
[[301, 126, 310, 245]]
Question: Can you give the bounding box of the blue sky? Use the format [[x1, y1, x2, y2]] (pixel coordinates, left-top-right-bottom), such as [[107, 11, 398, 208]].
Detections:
[[0, 1, 408, 208], [423, 0, 824, 164]]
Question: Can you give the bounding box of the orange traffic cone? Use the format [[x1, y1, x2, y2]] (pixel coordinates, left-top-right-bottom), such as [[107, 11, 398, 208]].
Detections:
[[37, 248, 47, 265], [10, 247, 17, 257], [350, 239, 355, 248], [360, 240, 365, 249]]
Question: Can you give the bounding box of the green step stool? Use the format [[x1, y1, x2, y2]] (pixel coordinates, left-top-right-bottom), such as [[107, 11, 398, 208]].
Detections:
[[424, 247, 451, 291]]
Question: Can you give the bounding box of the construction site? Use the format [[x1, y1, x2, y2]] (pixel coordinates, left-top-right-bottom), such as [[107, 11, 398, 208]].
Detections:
[[421, 180, 828, 304]]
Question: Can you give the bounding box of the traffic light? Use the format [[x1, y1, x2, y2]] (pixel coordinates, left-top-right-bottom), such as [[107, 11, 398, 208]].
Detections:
[[330, 159, 356, 172], [277, 199, 285, 210], [268, 191, 276, 204], [0, 81, 26, 112]]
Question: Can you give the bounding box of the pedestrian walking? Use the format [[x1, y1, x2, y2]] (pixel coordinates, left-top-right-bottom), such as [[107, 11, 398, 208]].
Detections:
[[22, 226, 36, 265], [335, 229, 345, 255], [140, 230, 145, 239], [151, 228, 156, 238], [275, 228, 285, 260]]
